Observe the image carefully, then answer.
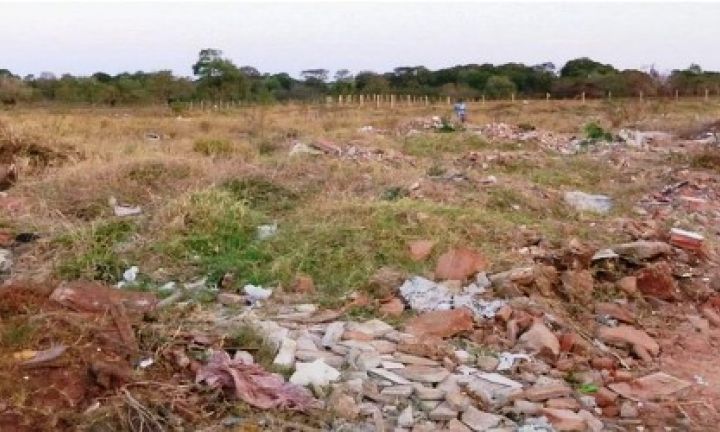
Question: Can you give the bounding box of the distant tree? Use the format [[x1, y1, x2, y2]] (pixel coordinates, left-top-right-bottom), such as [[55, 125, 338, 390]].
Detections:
[[240, 66, 261, 77], [192, 48, 250, 100], [484, 75, 516, 98], [334, 69, 353, 82], [560, 57, 617, 78], [355, 71, 390, 93], [301, 69, 329, 83], [192, 48, 225, 77], [92, 72, 112, 83]]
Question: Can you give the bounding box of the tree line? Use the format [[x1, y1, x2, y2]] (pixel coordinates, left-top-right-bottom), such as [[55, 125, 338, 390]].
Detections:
[[2, 49, 720, 106]]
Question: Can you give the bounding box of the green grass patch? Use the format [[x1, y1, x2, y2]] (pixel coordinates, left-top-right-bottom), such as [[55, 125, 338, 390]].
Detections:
[[401, 133, 489, 157], [0, 322, 37, 349], [56, 220, 136, 282], [221, 177, 299, 213]]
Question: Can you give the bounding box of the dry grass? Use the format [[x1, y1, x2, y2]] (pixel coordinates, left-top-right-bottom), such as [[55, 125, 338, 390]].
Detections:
[[1, 99, 719, 300]]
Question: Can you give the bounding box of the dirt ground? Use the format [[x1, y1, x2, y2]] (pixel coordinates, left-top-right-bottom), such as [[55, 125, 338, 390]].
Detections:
[[2, 99, 720, 431]]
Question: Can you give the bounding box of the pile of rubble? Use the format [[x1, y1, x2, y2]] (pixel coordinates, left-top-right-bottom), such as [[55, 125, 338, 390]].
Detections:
[[186, 231, 714, 431], [289, 139, 415, 166]]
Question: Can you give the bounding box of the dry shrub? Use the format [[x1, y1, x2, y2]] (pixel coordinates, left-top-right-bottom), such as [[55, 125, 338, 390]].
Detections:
[[0, 120, 83, 171]]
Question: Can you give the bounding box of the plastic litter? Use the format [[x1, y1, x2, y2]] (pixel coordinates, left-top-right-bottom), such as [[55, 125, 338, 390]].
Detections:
[[257, 223, 278, 240], [289, 358, 341, 387], [564, 191, 612, 214], [138, 358, 154, 368], [496, 352, 532, 371], [244, 284, 272, 303], [289, 142, 322, 156], [0, 248, 12, 272], [196, 350, 318, 410]]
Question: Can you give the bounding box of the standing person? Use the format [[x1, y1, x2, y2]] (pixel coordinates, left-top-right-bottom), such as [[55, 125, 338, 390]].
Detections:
[[453, 98, 467, 124]]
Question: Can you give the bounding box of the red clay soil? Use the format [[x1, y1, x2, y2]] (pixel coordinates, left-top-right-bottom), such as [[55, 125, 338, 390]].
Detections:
[[0, 283, 182, 431]]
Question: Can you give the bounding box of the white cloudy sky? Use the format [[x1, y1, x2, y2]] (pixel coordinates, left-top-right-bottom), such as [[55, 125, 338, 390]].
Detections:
[[1, 1, 718, 77]]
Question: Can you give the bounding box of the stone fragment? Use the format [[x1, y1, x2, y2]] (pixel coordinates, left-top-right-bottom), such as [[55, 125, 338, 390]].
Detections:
[[289, 359, 340, 387], [347, 319, 394, 338], [446, 391, 471, 411], [408, 240, 436, 262], [578, 409, 604, 432], [596, 325, 659, 356], [435, 247, 488, 281], [322, 322, 346, 348], [369, 368, 412, 385], [517, 321, 560, 359], [353, 351, 382, 371], [294, 349, 344, 368], [513, 399, 541, 415], [272, 337, 297, 368], [381, 360, 405, 369], [429, 402, 459, 421], [415, 384, 445, 400], [381, 385, 414, 398], [446, 419, 472, 432], [405, 308, 474, 338], [560, 269, 594, 304], [380, 297, 405, 316], [522, 383, 572, 402], [398, 405, 414, 428], [636, 262, 678, 300], [460, 406, 502, 431], [541, 408, 587, 431], [620, 400, 638, 418], [608, 372, 690, 401], [370, 339, 398, 354], [217, 292, 245, 305], [393, 352, 441, 366], [328, 391, 359, 420], [593, 387, 618, 407], [398, 365, 451, 383], [476, 355, 499, 371], [343, 330, 374, 341], [613, 241, 671, 260]]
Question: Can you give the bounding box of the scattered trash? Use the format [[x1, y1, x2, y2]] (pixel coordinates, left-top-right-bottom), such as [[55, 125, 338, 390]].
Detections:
[[196, 350, 318, 410], [496, 353, 532, 371], [110, 196, 142, 217], [591, 248, 619, 261], [138, 358, 154, 369], [669, 227, 704, 251], [564, 191, 613, 214], [244, 284, 272, 303], [18, 345, 66, 367], [257, 223, 278, 240], [0, 248, 12, 272], [119, 266, 139, 286], [289, 359, 341, 387], [144, 132, 161, 141]]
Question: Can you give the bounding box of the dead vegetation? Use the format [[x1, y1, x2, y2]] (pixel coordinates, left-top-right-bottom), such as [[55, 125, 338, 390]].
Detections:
[[1, 99, 720, 430]]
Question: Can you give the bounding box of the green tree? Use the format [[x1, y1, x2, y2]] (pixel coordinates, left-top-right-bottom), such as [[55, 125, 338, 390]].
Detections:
[[484, 75, 516, 99]]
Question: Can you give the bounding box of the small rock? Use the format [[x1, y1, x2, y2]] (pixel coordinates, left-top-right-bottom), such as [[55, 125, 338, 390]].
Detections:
[[415, 384, 445, 400], [446, 391, 471, 411], [328, 391, 360, 420], [522, 383, 572, 402], [541, 408, 586, 431], [343, 330, 374, 341], [381, 360, 405, 369], [429, 402, 459, 421], [616, 276, 638, 296], [398, 405, 414, 428], [294, 350, 344, 368], [419, 400, 441, 412], [370, 339, 398, 354], [354, 351, 382, 371], [513, 399, 541, 415], [348, 319, 394, 338], [381, 385, 414, 398], [446, 419, 472, 432], [613, 240, 671, 260], [476, 355, 499, 371], [380, 297, 405, 316], [216, 292, 245, 306], [593, 387, 618, 407], [322, 322, 346, 348], [577, 409, 604, 432], [369, 368, 412, 385], [636, 262, 678, 300], [405, 309, 474, 338], [398, 365, 451, 383], [545, 398, 579, 411], [435, 247, 488, 281], [289, 359, 340, 387], [461, 406, 502, 431], [517, 321, 560, 359], [408, 240, 436, 262], [596, 325, 659, 356], [272, 337, 297, 368], [394, 353, 441, 366], [620, 401, 638, 418], [454, 350, 471, 364]]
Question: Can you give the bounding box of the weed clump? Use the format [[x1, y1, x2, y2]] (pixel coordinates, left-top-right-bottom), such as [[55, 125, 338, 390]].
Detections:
[[221, 177, 298, 213], [583, 122, 613, 142], [691, 149, 720, 171], [193, 138, 234, 157]]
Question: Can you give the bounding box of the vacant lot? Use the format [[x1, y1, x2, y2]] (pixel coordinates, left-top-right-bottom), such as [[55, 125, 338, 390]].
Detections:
[[2, 99, 720, 431]]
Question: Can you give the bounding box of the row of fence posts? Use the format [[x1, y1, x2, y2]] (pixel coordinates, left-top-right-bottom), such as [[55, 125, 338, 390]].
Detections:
[[186, 88, 717, 111]]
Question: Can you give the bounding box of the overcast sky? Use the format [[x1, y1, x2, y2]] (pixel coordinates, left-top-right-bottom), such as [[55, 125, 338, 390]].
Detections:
[[2, 1, 718, 78]]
